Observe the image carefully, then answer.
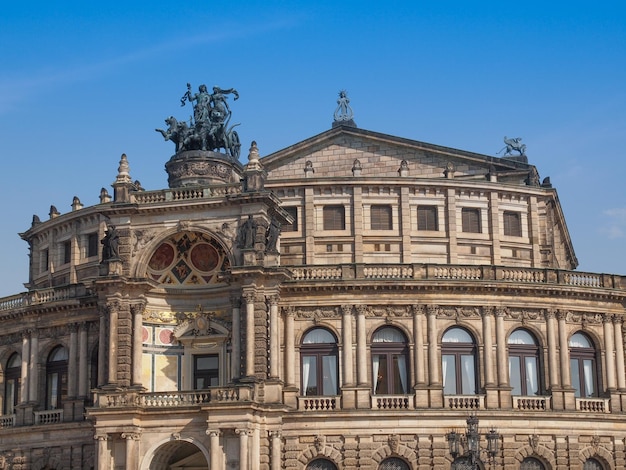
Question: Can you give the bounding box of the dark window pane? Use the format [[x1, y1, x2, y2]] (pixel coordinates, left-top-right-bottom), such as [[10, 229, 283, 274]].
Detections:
[[283, 207, 298, 232], [417, 206, 438, 231], [323, 206, 345, 230], [503, 211, 522, 236], [461, 208, 481, 233], [371, 205, 392, 230], [87, 233, 99, 257]]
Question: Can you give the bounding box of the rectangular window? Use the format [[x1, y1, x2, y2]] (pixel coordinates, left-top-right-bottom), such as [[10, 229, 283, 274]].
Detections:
[[323, 205, 345, 230], [282, 207, 298, 232], [42, 249, 49, 272], [370, 205, 392, 230], [62, 241, 71, 264], [194, 354, 219, 389], [461, 208, 481, 233], [417, 206, 439, 231], [503, 211, 522, 237], [87, 233, 99, 258]]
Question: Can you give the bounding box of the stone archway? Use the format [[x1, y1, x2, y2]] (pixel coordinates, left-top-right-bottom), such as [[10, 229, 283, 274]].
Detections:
[[144, 440, 209, 470]]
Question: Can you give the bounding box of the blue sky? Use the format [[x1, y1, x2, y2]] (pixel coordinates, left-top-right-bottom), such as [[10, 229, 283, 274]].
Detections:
[[0, 1, 624, 297]]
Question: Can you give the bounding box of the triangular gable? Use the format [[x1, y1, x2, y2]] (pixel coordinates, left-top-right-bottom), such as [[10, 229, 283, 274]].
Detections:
[[261, 125, 534, 184]]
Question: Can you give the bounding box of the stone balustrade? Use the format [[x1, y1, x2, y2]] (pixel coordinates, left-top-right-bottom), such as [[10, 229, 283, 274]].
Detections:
[[445, 395, 485, 410], [297, 396, 339, 411], [372, 395, 413, 410], [96, 386, 252, 409], [34, 409, 63, 425], [131, 184, 241, 204], [576, 397, 610, 413], [0, 414, 16, 428], [512, 396, 550, 411]]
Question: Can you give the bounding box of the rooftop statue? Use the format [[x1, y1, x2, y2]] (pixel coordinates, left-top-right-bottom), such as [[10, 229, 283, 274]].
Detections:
[[332, 90, 357, 128], [156, 83, 241, 159], [498, 136, 527, 157]]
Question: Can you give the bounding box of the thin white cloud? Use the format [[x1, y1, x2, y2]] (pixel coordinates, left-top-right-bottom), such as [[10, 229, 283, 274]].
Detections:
[[0, 17, 298, 115], [601, 207, 626, 239]]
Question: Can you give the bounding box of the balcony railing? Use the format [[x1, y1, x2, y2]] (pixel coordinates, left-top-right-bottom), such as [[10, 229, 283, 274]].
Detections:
[[297, 396, 339, 411], [576, 397, 610, 413], [97, 386, 253, 409], [0, 414, 16, 428], [445, 395, 485, 410], [372, 395, 413, 410], [512, 395, 550, 411], [34, 409, 63, 425]]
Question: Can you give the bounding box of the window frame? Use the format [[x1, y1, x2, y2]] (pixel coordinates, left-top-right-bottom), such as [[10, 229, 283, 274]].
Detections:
[[371, 327, 410, 395], [508, 329, 541, 396], [442, 327, 478, 395], [417, 205, 439, 231], [322, 205, 346, 231], [193, 354, 220, 389], [46, 346, 68, 410], [569, 332, 599, 398], [282, 206, 298, 232], [87, 232, 99, 258], [503, 210, 522, 237], [4, 353, 21, 415], [461, 208, 481, 233], [300, 328, 339, 397], [62, 240, 72, 265], [370, 205, 393, 230]]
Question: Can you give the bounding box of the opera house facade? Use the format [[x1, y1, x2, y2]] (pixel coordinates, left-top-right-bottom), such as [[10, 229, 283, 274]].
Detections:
[[0, 91, 624, 470]]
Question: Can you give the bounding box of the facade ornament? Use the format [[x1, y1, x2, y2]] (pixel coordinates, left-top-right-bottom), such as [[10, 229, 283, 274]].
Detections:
[[591, 435, 600, 451], [237, 215, 257, 249], [304, 160, 315, 177], [71, 196, 83, 211], [172, 432, 181, 440], [265, 217, 281, 253], [332, 90, 356, 127], [388, 434, 400, 453], [444, 162, 455, 179], [526, 166, 540, 186], [101, 224, 120, 262], [499, 136, 527, 157], [341, 305, 354, 316], [99, 187, 112, 203], [156, 83, 241, 159], [398, 159, 409, 177], [529, 434, 540, 452], [49, 205, 60, 219], [314, 434, 325, 452], [352, 159, 362, 177]]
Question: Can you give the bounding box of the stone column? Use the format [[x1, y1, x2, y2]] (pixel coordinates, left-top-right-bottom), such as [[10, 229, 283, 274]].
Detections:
[[413, 305, 425, 386], [356, 306, 367, 386], [495, 308, 508, 387], [482, 308, 495, 386], [94, 433, 110, 470], [557, 311, 571, 387], [446, 189, 458, 264], [20, 332, 29, 403], [341, 305, 354, 386], [489, 191, 501, 266], [131, 302, 145, 387], [236, 428, 251, 470], [78, 323, 88, 398], [269, 295, 280, 379], [427, 306, 439, 385], [244, 292, 256, 377], [614, 316, 626, 390], [98, 309, 107, 387], [107, 301, 119, 385], [270, 430, 282, 470], [122, 432, 140, 469], [284, 308, 296, 387], [28, 330, 38, 403], [231, 296, 241, 380], [207, 430, 221, 469], [68, 324, 78, 398], [603, 315, 616, 390], [545, 309, 559, 389]]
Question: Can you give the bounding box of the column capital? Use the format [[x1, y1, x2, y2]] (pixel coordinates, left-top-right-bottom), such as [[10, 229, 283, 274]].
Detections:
[[411, 304, 425, 316], [130, 300, 147, 316], [612, 314, 624, 326], [94, 433, 110, 442], [556, 309, 569, 321], [495, 307, 507, 318], [603, 313, 614, 324], [121, 432, 141, 440], [235, 428, 253, 437], [426, 305, 439, 316], [268, 294, 280, 306], [341, 305, 354, 316], [479, 306, 494, 318], [283, 306, 296, 318], [243, 292, 257, 304], [544, 308, 556, 320], [356, 305, 369, 316], [206, 429, 222, 438]]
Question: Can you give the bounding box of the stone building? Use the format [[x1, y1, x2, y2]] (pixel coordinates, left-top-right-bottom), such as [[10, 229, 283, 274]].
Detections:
[[0, 94, 625, 470]]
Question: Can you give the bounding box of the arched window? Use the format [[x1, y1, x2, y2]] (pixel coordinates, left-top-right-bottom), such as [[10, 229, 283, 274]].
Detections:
[[4, 353, 21, 414], [508, 329, 540, 396], [521, 457, 546, 470], [583, 458, 604, 470], [379, 457, 410, 470], [442, 328, 477, 395], [372, 327, 409, 395], [46, 346, 68, 410], [569, 332, 598, 398], [301, 328, 338, 396], [306, 458, 338, 470]]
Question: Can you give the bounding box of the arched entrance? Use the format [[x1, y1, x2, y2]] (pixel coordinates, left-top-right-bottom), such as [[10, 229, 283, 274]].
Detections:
[[145, 440, 209, 470]]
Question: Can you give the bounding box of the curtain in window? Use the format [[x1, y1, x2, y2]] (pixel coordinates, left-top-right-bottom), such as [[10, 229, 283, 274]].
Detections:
[[509, 356, 522, 395], [372, 355, 381, 392], [48, 373, 59, 409], [461, 355, 475, 394], [396, 355, 407, 393], [302, 356, 315, 396], [570, 358, 581, 397], [583, 359, 594, 396], [442, 355, 455, 394], [525, 356, 538, 395], [322, 355, 337, 395]]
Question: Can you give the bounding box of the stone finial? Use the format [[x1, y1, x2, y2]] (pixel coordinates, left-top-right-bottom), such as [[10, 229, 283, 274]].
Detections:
[[398, 159, 409, 177], [100, 188, 112, 203], [31, 215, 41, 227], [352, 159, 362, 177], [116, 154, 132, 184], [304, 160, 315, 178], [49, 205, 60, 219], [444, 162, 455, 179], [71, 196, 83, 211], [248, 141, 260, 164]]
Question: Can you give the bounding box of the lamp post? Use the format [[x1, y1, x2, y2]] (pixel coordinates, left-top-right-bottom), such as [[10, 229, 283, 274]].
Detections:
[[446, 415, 500, 470]]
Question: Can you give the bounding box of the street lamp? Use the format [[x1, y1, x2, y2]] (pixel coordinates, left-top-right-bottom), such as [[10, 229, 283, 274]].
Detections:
[[446, 415, 500, 470]]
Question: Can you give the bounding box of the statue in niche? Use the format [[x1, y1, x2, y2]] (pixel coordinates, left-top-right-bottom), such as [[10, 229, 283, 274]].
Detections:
[[266, 217, 281, 253], [237, 215, 257, 249], [498, 136, 527, 157], [101, 224, 120, 262], [156, 83, 241, 159]]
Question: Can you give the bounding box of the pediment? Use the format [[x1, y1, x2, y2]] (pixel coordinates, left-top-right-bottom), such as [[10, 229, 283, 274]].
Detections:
[[262, 126, 534, 185]]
